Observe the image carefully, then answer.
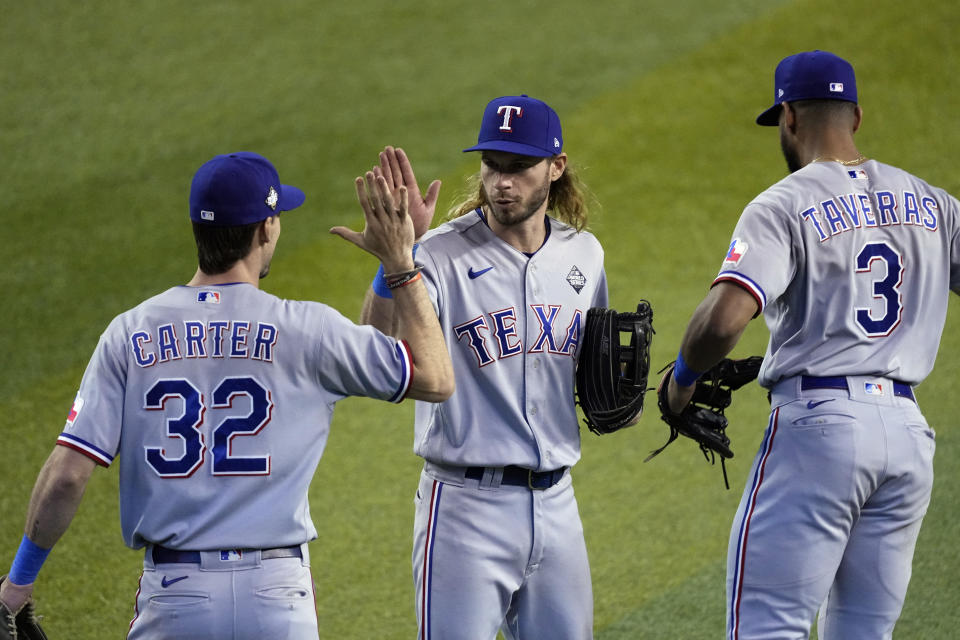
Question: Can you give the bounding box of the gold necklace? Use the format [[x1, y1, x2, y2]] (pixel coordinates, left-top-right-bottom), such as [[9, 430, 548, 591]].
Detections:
[[812, 154, 868, 166]]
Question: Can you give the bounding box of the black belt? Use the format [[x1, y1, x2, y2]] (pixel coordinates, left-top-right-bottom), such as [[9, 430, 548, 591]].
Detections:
[[465, 465, 567, 490], [800, 375, 915, 402], [152, 544, 302, 564]]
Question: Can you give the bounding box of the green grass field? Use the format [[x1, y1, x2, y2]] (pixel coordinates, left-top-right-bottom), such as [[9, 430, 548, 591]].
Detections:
[[2, 1, 959, 637]]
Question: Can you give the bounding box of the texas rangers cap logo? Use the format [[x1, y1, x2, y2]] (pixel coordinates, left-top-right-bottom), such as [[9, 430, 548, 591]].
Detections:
[[497, 105, 523, 131]]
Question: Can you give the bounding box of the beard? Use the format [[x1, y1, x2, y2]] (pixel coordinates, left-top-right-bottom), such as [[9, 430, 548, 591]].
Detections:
[[484, 177, 551, 227], [780, 127, 803, 173]]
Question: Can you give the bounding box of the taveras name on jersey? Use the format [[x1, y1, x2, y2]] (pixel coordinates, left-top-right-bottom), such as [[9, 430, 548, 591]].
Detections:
[[799, 184, 940, 242]]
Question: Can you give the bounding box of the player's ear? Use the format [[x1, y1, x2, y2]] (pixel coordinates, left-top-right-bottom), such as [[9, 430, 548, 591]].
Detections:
[[781, 102, 797, 133], [852, 104, 863, 133], [255, 217, 272, 245], [549, 153, 567, 182], [261, 216, 281, 240]]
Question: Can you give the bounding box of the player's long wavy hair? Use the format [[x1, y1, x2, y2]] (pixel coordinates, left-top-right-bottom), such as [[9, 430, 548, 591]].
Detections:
[[445, 159, 594, 231]]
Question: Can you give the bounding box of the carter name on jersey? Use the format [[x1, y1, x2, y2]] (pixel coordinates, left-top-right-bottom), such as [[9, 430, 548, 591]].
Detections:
[[129, 320, 278, 367]]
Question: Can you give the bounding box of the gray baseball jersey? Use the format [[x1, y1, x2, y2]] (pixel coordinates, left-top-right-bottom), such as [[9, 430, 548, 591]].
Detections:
[[716, 159, 960, 387], [413, 209, 608, 469], [716, 159, 959, 639], [57, 282, 413, 551], [410, 209, 607, 640]]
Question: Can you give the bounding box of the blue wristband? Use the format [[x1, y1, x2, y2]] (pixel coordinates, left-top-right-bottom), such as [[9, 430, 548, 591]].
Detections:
[[372, 263, 393, 299], [672, 351, 704, 387], [372, 243, 420, 300], [9, 535, 51, 586]]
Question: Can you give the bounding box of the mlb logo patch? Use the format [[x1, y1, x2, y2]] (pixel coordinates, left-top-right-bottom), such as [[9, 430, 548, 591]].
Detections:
[[724, 238, 748, 264], [829, 82, 844, 92], [848, 169, 868, 180], [200, 210, 215, 221], [864, 382, 884, 396], [66, 396, 84, 426], [220, 550, 243, 562], [197, 290, 221, 304]]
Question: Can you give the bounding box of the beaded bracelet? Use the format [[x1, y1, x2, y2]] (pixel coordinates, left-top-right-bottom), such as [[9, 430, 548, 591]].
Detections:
[[384, 267, 423, 290], [372, 244, 420, 299]]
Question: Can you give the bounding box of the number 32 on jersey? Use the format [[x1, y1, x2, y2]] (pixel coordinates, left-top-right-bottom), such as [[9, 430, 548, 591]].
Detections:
[[144, 376, 273, 478]]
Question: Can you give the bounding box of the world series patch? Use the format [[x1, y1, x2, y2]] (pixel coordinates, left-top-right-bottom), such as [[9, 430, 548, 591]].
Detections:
[[566, 265, 586, 293]]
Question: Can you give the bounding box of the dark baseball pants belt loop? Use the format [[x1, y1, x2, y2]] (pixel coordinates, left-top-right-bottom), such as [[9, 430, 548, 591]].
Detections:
[[800, 375, 916, 402], [151, 544, 302, 564], [464, 465, 567, 490]]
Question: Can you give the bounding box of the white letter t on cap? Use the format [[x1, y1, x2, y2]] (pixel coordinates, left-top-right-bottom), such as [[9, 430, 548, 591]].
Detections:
[[497, 106, 523, 131]]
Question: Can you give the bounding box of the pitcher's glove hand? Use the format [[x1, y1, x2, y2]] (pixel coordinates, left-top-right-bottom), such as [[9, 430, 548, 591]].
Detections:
[[647, 356, 763, 488], [0, 576, 48, 640], [575, 301, 655, 435]]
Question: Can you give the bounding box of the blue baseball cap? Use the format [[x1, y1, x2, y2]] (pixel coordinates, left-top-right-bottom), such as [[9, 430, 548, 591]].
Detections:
[[463, 95, 563, 157], [756, 50, 858, 126], [189, 152, 306, 226]]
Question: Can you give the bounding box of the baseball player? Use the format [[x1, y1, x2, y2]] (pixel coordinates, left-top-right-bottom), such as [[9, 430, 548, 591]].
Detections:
[[660, 51, 959, 639], [0, 151, 453, 639], [361, 95, 608, 639]]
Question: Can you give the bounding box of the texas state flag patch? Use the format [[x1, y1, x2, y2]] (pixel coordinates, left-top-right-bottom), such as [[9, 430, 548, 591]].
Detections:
[[724, 238, 748, 265], [66, 395, 84, 426]]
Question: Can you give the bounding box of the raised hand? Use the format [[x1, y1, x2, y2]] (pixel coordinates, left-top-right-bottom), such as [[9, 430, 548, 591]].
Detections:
[[330, 172, 415, 274], [373, 146, 441, 240]]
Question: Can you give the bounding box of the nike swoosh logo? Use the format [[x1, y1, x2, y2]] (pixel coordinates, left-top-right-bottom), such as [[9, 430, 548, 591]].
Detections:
[[161, 575, 189, 588], [806, 399, 835, 410], [468, 266, 494, 279]]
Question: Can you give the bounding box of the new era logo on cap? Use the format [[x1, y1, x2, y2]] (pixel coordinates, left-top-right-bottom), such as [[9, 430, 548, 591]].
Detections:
[[463, 95, 563, 158]]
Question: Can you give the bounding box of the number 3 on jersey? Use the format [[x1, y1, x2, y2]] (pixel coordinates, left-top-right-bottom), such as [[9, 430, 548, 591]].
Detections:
[[855, 241, 903, 337], [144, 376, 273, 478]]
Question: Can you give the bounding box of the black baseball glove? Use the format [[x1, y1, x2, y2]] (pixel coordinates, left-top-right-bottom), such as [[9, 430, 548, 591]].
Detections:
[[0, 576, 48, 640], [575, 301, 655, 435], [647, 356, 763, 488]]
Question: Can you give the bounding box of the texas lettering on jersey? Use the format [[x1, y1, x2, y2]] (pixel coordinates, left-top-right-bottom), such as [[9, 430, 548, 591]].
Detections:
[[453, 304, 582, 367], [129, 320, 279, 367]]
